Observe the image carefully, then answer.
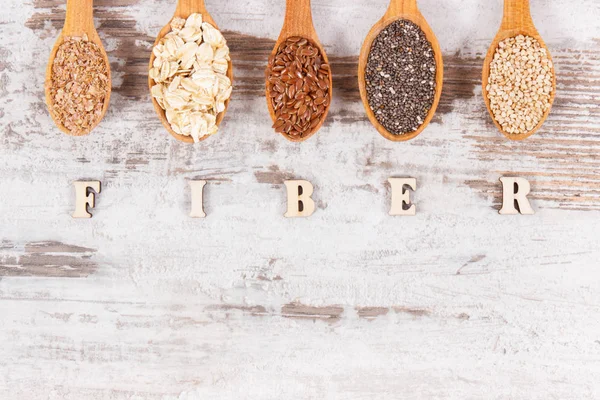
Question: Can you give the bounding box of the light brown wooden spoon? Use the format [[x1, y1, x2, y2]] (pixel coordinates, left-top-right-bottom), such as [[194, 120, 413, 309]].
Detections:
[[358, 0, 443, 142], [482, 0, 556, 141], [265, 0, 333, 143], [45, 0, 111, 136], [148, 0, 233, 143]]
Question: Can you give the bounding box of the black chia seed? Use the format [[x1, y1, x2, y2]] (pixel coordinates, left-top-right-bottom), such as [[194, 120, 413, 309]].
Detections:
[[365, 19, 437, 135]]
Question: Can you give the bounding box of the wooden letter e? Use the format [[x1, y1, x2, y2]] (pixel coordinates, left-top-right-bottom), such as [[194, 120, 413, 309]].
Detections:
[[388, 178, 417, 216]]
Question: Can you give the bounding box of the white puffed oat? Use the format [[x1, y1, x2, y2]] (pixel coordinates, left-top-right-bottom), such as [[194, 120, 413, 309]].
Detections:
[[177, 42, 199, 69], [179, 27, 203, 43], [212, 58, 229, 75], [196, 42, 214, 64], [170, 17, 185, 33], [185, 13, 203, 30], [150, 13, 232, 142], [202, 22, 225, 48], [214, 45, 230, 62]]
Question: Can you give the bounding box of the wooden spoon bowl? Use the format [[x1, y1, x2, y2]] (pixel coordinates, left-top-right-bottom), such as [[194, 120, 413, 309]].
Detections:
[[482, 0, 556, 141], [358, 0, 443, 142], [45, 0, 111, 136], [148, 0, 233, 143], [265, 0, 333, 143]]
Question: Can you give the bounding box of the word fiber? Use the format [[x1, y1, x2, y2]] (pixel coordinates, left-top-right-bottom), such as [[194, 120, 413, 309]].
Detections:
[[72, 177, 534, 218]]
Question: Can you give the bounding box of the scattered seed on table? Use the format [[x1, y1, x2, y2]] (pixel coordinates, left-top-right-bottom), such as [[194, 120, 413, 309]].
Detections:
[[365, 19, 437, 135]]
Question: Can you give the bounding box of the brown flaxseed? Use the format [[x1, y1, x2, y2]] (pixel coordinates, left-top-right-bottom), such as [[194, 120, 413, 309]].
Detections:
[[47, 35, 109, 135], [266, 36, 331, 138]]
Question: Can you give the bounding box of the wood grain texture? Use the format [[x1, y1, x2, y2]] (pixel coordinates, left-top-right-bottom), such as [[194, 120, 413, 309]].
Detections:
[[1, 0, 600, 399], [0, 240, 98, 277]]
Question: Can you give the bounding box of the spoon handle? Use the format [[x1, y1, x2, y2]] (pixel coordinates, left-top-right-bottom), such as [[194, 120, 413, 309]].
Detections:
[[281, 0, 317, 39], [501, 0, 534, 31], [384, 0, 418, 19], [63, 0, 94, 36], [176, 0, 206, 17]]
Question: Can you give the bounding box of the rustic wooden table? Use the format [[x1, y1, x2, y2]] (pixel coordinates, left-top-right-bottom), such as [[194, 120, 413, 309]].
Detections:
[[1, 0, 599, 398]]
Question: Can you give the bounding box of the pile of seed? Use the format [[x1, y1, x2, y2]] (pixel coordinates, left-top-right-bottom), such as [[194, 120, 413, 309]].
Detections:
[[365, 19, 436, 135], [47, 34, 109, 135], [486, 35, 554, 134], [266, 36, 331, 138]]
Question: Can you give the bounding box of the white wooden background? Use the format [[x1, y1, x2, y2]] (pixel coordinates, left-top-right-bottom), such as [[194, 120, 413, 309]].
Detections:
[[1, 0, 600, 398]]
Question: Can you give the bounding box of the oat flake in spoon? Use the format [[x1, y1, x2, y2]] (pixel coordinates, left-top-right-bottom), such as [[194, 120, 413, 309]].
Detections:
[[149, 13, 232, 143]]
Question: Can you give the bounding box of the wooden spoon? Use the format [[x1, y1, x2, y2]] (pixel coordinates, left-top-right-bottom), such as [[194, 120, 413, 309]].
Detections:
[[358, 0, 444, 142], [482, 0, 556, 141], [148, 0, 233, 143], [265, 0, 333, 143], [45, 0, 111, 136]]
